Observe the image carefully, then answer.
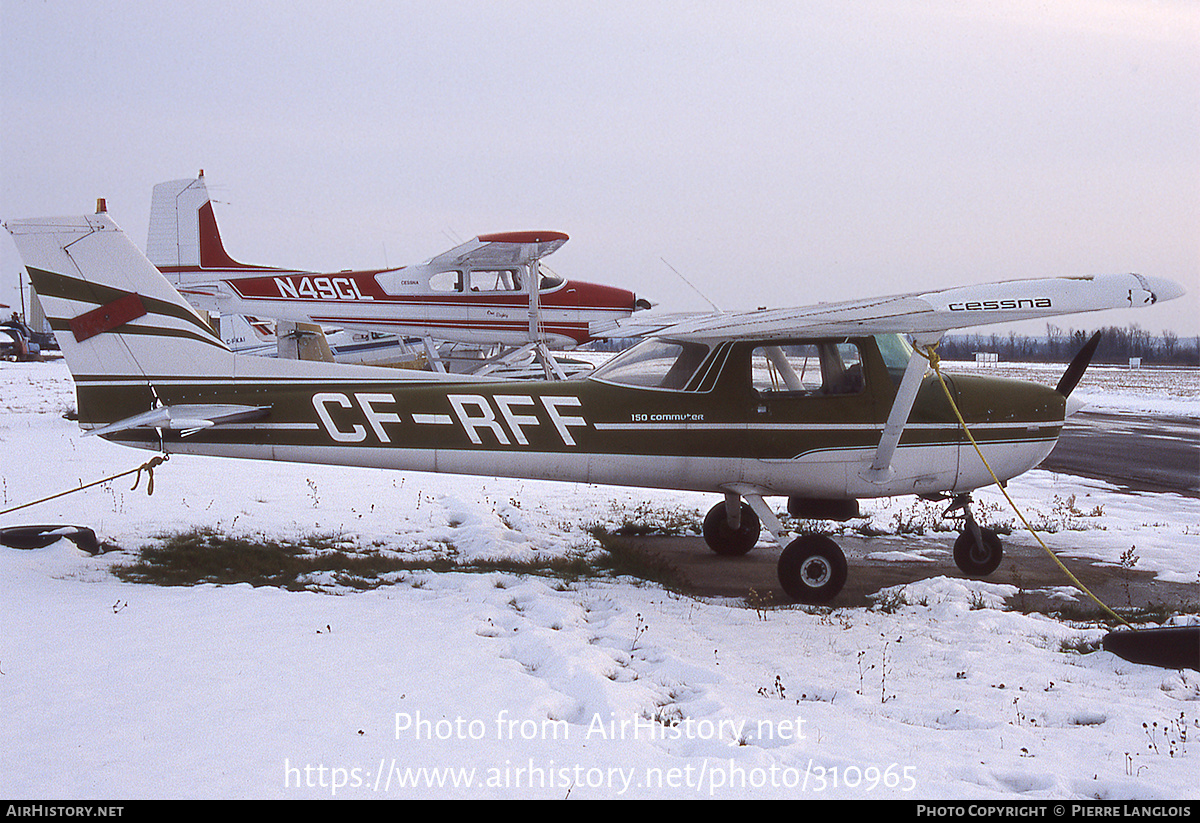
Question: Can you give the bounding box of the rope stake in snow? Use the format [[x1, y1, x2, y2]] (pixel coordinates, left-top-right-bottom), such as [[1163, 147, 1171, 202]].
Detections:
[[917, 344, 1130, 627], [0, 454, 170, 517]]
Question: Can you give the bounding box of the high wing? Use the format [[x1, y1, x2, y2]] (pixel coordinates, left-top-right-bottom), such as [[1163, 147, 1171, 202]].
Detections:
[[418, 231, 569, 270], [593, 274, 1185, 343], [591, 271, 1185, 492]]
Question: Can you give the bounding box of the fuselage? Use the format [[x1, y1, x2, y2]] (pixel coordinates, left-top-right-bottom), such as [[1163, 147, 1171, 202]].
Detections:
[[161, 264, 640, 348], [81, 334, 1066, 500]]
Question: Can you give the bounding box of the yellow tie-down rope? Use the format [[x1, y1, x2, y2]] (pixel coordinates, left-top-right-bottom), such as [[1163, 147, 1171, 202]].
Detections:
[[917, 344, 1131, 627], [0, 454, 169, 518]]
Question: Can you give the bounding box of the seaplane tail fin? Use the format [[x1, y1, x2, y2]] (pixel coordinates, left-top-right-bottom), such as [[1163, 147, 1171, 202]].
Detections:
[[147, 171, 247, 272], [6, 210, 235, 383], [146, 175, 207, 268]]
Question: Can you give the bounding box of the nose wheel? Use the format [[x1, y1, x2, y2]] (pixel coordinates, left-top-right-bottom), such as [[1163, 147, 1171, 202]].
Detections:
[[944, 494, 1004, 577]]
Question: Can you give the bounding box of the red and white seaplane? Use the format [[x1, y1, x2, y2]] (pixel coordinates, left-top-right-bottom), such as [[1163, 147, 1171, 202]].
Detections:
[[146, 172, 650, 378]]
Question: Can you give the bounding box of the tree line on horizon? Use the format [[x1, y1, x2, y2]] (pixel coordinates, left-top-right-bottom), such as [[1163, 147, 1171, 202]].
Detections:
[[936, 324, 1198, 365]]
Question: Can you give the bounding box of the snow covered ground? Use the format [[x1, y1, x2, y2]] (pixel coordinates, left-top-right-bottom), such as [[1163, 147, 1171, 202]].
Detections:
[[941, 359, 1200, 419], [2, 358, 1198, 799]]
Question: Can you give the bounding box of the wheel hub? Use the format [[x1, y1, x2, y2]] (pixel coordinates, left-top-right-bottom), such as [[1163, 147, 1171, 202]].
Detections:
[[800, 556, 831, 587]]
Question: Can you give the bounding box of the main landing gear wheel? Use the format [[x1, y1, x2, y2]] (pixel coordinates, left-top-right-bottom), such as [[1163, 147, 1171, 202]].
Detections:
[[777, 534, 847, 604], [953, 527, 1003, 577], [703, 501, 760, 556]]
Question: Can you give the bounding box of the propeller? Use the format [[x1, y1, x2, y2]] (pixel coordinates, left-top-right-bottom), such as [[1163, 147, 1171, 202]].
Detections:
[[1055, 331, 1102, 398]]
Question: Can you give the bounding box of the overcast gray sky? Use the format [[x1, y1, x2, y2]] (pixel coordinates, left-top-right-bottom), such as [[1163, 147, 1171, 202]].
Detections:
[[2, 0, 1197, 338]]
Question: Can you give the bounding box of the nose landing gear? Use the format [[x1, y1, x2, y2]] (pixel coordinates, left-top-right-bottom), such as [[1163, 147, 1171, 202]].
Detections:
[[943, 494, 1004, 577]]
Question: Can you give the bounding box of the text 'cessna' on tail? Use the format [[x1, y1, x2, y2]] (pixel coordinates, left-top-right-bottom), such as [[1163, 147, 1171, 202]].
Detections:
[[4, 204, 1184, 604]]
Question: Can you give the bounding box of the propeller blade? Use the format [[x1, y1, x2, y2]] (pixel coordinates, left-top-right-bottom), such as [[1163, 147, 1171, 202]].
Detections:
[[1056, 331, 1102, 397]]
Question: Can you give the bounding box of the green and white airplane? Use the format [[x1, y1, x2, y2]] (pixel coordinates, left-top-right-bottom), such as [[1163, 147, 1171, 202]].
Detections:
[[5, 205, 1185, 603]]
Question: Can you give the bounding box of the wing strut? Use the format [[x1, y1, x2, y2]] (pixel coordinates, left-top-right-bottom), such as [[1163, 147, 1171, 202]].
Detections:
[[523, 258, 567, 380], [865, 336, 939, 482], [721, 485, 790, 546]]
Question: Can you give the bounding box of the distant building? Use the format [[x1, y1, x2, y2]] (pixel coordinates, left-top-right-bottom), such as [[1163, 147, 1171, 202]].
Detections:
[[974, 352, 998, 366], [29, 289, 51, 336]]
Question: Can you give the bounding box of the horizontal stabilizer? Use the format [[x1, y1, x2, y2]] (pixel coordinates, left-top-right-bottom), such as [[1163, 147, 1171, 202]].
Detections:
[[86, 404, 270, 437]]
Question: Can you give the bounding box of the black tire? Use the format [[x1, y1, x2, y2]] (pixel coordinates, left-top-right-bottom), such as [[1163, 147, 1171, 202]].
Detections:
[[777, 535, 847, 604], [702, 501, 760, 556], [953, 527, 1003, 576]]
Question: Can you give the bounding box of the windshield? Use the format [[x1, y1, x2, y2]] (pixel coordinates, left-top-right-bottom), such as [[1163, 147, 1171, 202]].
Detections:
[[874, 333, 915, 384], [590, 338, 710, 389], [537, 263, 564, 290]]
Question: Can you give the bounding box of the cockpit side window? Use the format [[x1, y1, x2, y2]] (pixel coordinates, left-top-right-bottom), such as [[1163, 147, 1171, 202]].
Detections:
[[468, 269, 523, 292], [590, 338, 711, 390], [428, 271, 463, 292], [751, 341, 864, 397], [374, 268, 462, 294]]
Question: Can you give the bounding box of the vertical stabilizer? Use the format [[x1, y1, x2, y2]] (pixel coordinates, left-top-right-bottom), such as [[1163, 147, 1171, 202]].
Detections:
[[146, 174, 210, 268], [221, 313, 278, 356], [147, 171, 249, 273], [7, 211, 233, 382]]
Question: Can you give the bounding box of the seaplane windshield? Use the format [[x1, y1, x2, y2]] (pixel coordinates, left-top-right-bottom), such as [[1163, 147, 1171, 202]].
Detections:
[[537, 265, 564, 290], [590, 338, 711, 390]]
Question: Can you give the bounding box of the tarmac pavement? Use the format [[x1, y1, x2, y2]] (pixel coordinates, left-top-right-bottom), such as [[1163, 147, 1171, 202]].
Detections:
[[1042, 411, 1199, 497], [605, 531, 1196, 613]]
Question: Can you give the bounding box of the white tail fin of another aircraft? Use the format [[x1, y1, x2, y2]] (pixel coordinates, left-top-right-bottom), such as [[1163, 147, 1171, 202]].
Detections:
[[146, 175, 209, 268], [221, 313, 278, 356]]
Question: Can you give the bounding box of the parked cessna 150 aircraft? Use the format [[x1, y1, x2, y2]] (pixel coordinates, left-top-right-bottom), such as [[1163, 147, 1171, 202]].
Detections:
[[147, 173, 649, 378], [5, 205, 1184, 603]]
